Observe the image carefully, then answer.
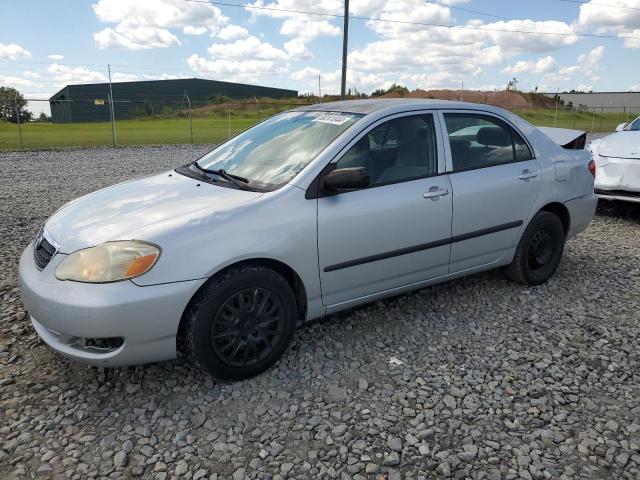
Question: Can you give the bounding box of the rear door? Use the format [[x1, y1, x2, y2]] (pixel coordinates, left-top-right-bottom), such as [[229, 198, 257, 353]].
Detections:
[[440, 111, 542, 272], [316, 112, 452, 307]]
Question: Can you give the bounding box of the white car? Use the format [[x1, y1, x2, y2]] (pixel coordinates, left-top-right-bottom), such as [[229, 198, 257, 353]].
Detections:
[[589, 116, 640, 203], [19, 99, 597, 380]]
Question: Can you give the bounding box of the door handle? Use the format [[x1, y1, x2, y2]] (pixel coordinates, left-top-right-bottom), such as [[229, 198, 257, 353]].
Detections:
[[518, 170, 538, 180], [423, 187, 449, 199]]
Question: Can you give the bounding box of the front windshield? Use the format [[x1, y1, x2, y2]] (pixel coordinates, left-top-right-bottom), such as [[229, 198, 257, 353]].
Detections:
[[626, 117, 640, 131], [196, 111, 363, 190]]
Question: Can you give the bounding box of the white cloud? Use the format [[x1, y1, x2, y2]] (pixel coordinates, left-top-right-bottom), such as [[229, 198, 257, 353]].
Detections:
[[291, 66, 321, 81], [575, 84, 593, 92], [231, 0, 585, 94], [183, 26, 208, 36], [539, 46, 604, 91], [207, 36, 288, 61], [502, 56, 557, 75], [321, 0, 578, 94], [283, 38, 312, 60], [577, 45, 604, 72], [92, 0, 228, 49], [111, 72, 140, 82], [218, 25, 249, 41], [630, 84, 640, 92], [141, 73, 191, 80], [47, 64, 107, 85], [187, 54, 277, 81], [23, 70, 40, 79], [48, 54, 64, 60], [94, 25, 181, 50], [0, 42, 31, 60], [577, 0, 640, 48], [245, 0, 341, 59], [0, 75, 38, 88]]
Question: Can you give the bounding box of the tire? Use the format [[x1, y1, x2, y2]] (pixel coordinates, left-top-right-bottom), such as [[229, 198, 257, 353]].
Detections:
[[184, 265, 297, 381], [505, 211, 565, 286]]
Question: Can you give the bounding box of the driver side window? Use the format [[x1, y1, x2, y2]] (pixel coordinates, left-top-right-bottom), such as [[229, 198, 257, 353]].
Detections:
[[336, 114, 438, 188]]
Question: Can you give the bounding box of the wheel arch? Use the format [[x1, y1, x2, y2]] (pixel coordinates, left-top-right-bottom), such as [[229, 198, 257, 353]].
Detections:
[[538, 202, 571, 238], [176, 258, 308, 352]]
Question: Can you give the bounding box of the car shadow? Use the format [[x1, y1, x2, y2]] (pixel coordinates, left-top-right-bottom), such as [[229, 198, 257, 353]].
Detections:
[[596, 199, 640, 223]]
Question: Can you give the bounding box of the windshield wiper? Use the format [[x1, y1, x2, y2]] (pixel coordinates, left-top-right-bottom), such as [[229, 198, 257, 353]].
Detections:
[[191, 162, 251, 190]]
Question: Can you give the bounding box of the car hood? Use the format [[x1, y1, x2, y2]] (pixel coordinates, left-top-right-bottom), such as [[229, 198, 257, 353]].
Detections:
[[45, 170, 262, 253], [597, 131, 640, 159]]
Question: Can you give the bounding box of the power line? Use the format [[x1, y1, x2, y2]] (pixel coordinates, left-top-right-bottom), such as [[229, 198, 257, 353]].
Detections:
[[558, 0, 640, 11], [183, 0, 640, 40]]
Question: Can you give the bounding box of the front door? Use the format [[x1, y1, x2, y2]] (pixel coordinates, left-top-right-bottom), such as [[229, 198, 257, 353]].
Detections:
[[316, 113, 453, 307]]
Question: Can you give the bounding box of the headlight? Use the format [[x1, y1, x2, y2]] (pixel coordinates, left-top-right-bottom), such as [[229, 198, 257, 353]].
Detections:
[[55, 241, 160, 283]]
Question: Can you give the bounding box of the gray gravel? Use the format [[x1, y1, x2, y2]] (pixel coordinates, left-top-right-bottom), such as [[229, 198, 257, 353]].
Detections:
[[1, 143, 640, 480]]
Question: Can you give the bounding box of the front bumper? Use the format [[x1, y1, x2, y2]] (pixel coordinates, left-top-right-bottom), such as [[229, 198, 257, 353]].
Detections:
[[594, 156, 640, 203], [594, 188, 640, 203], [19, 243, 206, 367]]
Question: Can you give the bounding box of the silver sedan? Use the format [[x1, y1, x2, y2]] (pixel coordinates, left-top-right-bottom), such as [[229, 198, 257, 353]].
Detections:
[[19, 99, 597, 380]]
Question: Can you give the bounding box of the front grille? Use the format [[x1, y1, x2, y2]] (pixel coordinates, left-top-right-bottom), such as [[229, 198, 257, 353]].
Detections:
[[34, 236, 57, 270]]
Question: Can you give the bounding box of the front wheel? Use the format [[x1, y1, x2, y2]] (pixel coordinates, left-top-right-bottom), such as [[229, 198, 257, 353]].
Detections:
[[184, 265, 297, 381], [505, 211, 565, 285]]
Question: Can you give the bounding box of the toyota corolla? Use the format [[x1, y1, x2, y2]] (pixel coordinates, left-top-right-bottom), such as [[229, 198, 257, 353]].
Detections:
[[19, 99, 597, 380]]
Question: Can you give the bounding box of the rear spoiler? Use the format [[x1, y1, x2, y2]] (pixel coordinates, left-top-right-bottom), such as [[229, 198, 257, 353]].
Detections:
[[537, 127, 587, 149]]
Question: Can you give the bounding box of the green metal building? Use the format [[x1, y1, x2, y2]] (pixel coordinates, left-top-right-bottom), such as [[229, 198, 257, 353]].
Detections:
[[49, 78, 298, 123]]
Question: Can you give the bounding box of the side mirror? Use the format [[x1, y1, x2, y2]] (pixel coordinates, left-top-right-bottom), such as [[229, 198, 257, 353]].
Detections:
[[323, 167, 370, 192], [615, 123, 627, 132]]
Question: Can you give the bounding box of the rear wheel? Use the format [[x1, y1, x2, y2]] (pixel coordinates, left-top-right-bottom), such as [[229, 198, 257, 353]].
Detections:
[[505, 211, 565, 285], [184, 265, 297, 380]]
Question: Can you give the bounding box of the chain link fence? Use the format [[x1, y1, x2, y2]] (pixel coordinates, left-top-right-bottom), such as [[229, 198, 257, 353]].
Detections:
[[1, 97, 639, 151]]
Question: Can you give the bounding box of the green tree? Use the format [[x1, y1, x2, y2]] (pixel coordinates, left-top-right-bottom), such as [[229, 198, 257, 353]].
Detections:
[[0, 86, 32, 123], [371, 83, 409, 97]]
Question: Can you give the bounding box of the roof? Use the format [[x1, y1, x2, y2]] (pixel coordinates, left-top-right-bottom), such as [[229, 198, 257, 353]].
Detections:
[[295, 98, 486, 115], [49, 77, 297, 101]]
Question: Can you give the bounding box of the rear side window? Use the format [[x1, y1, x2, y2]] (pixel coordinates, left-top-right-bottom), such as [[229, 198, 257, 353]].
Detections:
[[444, 113, 533, 172]]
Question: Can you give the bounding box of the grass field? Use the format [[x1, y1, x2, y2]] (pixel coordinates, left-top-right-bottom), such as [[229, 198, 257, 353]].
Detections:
[[0, 117, 256, 150], [1, 108, 638, 150], [515, 109, 635, 132]]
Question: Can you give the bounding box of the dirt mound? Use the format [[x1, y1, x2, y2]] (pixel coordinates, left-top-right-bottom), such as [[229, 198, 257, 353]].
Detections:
[[384, 89, 556, 109]]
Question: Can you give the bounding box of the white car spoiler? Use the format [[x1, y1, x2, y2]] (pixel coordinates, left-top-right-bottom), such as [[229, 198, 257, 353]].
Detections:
[[537, 127, 587, 150]]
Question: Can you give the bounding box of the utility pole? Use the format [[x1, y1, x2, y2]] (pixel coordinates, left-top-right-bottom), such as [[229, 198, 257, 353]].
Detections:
[[318, 75, 322, 103], [340, 0, 349, 100], [107, 64, 117, 147], [14, 92, 23, 149]]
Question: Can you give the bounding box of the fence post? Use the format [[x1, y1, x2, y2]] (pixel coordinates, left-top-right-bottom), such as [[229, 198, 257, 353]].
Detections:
[[14, 92, 24, 149], [107, 64, 117, 147], [184, 91, 193, 144], [255, 97, 260, 123], [552, 88, 559, 128]]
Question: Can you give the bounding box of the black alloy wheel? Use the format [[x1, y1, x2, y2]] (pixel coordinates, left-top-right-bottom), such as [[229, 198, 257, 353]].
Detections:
[[184, 265, 297, 380], [210, 288, 286, 368], [505, 211, 565, 285]]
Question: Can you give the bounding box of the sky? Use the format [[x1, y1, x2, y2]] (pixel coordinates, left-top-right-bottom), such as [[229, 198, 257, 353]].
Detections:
[[1, 0, 640, 115]]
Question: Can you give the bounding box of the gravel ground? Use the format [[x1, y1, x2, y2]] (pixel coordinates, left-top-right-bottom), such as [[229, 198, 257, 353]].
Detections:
[[1, 142, 639, 480]]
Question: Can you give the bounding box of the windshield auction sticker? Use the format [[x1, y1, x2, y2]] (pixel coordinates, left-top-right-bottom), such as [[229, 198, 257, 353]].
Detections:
[[312, 113, 351, 125]]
